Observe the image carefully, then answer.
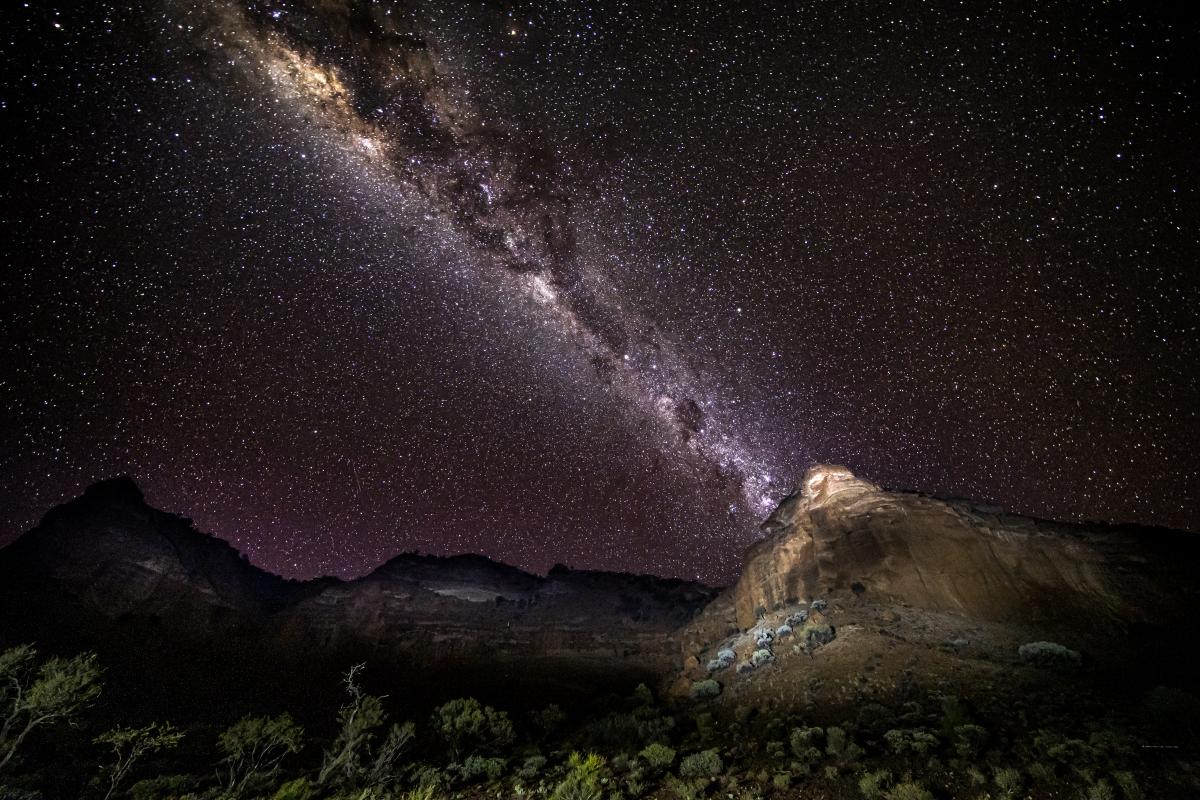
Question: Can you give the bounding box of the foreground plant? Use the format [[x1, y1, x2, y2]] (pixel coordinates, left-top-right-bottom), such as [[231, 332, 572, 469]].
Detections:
[[218, 712, 304, 798], [0, 645, 102, 772], [94, 722, 184, 800], [318, 663, 415, 791], [552, 752, 606, 800]]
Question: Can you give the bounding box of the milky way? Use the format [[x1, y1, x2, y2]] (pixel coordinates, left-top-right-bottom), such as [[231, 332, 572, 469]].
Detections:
[[191, 0, 788, 517], [1, 1, 1197, 581]]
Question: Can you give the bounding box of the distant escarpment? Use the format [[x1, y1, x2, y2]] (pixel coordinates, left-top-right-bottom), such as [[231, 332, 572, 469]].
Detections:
[[0, 477, 715, 716]]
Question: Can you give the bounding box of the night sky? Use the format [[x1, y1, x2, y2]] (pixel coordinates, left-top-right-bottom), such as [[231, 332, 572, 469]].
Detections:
[[1, 1, 1196, 583]]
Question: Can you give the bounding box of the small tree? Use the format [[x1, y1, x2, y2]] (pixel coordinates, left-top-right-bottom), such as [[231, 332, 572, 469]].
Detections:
[[0, 645, 103, 772], [94, 723, 184, 800], [431, 697, 513, 760], [217, 713, 304, 798], [318, 664, 414, 791]]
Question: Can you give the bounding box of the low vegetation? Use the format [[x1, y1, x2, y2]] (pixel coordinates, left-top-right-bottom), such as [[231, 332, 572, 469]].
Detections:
[[0, 643, 1195, 799]]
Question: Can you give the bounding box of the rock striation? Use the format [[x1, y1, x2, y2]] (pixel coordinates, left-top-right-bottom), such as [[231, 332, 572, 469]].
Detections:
[[731, 464, 1198, 631]]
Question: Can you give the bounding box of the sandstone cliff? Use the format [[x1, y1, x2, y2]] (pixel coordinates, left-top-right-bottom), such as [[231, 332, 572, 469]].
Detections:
[[729, 465, 1197, 631]]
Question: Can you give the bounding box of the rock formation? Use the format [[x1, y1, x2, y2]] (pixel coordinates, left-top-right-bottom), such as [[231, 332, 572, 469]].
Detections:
[[0, 477, 715, 712], [730, 464, 1198, 632]]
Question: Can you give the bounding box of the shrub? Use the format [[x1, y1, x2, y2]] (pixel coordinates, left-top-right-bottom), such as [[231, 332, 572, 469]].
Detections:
[[885, 782, 932, 800], [993, 767, 1020, 798], [399, 786, 440, 800], [786, 610, 809, 627], [1112, 771, 1141, 799], [580, 706, 675, 748], [272, 777, 315, 800], [552, 752, 606, 800], [217, 713, 304, 798], [460, 754, 505, 782], [799, 623, 836, 651], [632, 683, 656, 706], [952, 724, 988, 759], [679, 749, 723, 778], [689, 680, 721, 700], [882, 728, 938, 756], [533, 704, 568, 736], [736, 662, 755, 675], [810, 599, 828, 612], [775, 625, 793, 639], [825, 726, 848, 758], [1018, 641, 1081, 671], [129, 774, 197, 800], [431, 697, 514, 758], [94, 722, 185, 800], [716, 648, 736, 665], [855, 703, 896, 736], [412, 764, 450, 791], [750, 649, 774, 668], [639, 743, 675, 770], [0, 645, 103, 772], [666, 776, 707, 800], [1027, 761, 1055, 784], [772, 772, 791, 789], [789, 726, 823, 756], [318, 665, 414, 790], [518, 754, 547, 779], [858, 769, 891, 800], [765, 740, 785, 759], [1086, 781, 1116, 800]]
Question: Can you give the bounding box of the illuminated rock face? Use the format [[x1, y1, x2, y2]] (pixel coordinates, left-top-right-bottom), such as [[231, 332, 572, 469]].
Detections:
[[732, 465, 1166, 630]]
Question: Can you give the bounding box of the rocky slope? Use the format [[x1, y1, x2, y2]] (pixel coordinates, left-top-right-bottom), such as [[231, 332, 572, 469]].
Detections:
[[3, 469, 1198, 720], [676, 465, 1200, 713], [0, 477, 715, 714]]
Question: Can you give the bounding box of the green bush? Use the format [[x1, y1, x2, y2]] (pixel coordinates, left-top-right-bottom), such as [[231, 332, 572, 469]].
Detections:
[[460, 754, 505, 782], [825, 726, 847, 758], [272, 777, 314, 800], [128, 774, 196, 800], [552, 752, 606, 800], [217, 713, 304, 799], [689, 680, 721, 700], [855, 704, 896, 736], [318, 665, 415, 791], [992, 767, 1020, 798], [517, 754, 547, 779], [638, 743, 675, 770], [94, 723, 185, 800], [679, 749, 723, 778], [858, 769, 891, 800], [772, 772, 791, 789], [0, 645, 102, 773], [789, 726, 823, 757], [533, 704, 568, 736], [665, 776, 707, 800], [1112, 771, 1142, 800], [431, 697, 514, 759], [885, 782, 933, 800], [882, 728, 938, 756], [952, 724, 988, 759], [580, 706, 675, 749]]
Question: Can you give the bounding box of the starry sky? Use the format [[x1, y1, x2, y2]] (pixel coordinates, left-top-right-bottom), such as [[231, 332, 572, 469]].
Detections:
[[1, 0, 1197, 583]]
